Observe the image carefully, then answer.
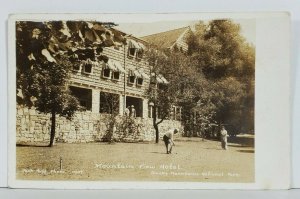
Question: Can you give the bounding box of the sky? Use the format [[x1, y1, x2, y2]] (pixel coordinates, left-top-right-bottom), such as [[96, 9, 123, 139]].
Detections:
[[115, 19, 256, 45]]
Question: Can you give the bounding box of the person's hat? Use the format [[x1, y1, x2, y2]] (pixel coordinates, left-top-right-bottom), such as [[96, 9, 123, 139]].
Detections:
[[131, 105, 134, 107]]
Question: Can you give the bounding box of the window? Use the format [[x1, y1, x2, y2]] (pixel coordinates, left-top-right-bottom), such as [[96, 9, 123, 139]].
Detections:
[[126, 96, 143, 117], [83, 63, 92, 74], [171, 106, 176, 120], [128, 75, 135, 84], [112, 71, 120, 80], [73, 64, 81, 72], [79, 100, 88, 111], [136, 78, 143, 86], [176, 107, 181, 120], [128, 48, 136, 57], [69, 86, 92, 111], [100, 92, 119, 114], [136, 50, 143, 59], [102, 68, 111, 78], [158, 83, 166, 90], [148, 102, 154, 118]]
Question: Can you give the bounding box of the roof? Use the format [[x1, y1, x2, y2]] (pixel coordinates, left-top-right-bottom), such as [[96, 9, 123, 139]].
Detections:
[[140, 26, 190, 49]]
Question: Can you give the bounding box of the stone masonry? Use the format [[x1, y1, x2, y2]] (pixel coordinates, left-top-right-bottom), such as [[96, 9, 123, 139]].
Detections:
[[16, 107, 182, 145]]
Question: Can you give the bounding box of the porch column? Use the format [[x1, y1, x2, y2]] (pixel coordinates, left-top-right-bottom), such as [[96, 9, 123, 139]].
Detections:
[[119, 95, 125, 115], [92, 89, 100, 113], [142, 98, 148, 118], [179, 107, 182, 121]]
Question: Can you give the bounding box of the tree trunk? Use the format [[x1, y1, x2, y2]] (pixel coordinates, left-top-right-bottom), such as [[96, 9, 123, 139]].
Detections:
[[49, 110, 56, 147], [153, 105, 159, 143], [154, 124, 159, 143]]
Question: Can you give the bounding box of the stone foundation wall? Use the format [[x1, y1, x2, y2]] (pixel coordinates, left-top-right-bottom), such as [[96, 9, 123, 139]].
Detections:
[[16, 107, 182, 145]]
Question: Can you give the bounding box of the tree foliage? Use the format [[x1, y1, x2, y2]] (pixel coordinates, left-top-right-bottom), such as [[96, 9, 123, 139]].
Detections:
[[16, 21, 125, 146], [186, 19, 255, 133], [147, 19, 255, 139]]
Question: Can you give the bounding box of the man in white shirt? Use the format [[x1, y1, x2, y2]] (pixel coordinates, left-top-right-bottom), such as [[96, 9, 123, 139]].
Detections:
[[130, 105, 136, 118], [220, 125, 228, 150], [163, 129, 178, 154], [124, 106, 130, 116]]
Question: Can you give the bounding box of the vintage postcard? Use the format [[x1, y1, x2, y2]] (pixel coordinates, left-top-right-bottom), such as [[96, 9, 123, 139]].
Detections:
[[8, 13, 290, 189]]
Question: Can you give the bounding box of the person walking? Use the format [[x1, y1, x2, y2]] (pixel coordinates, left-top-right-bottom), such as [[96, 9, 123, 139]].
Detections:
[[220, 125, 228, 150], [163, 129, 178, 154]]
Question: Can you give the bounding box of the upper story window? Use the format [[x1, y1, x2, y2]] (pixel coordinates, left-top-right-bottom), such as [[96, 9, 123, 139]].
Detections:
[[112, 71, 120, 80], [73, 63, 81, 72], [136, 77, 143, 86], [82, 59, 94, 75], [102, 68, 111, 78], [127, 39, 145, 59], [83, 63, 92, 74], [128, 48, 136, 57], [128, 70, 136, 84], [103, 59, 125, 80], [136, 50, 144, 59]]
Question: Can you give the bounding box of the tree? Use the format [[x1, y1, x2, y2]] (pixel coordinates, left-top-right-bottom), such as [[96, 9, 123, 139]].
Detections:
[[187, 19, 255, 133], [16, 21, 126, 146], [145, 48, 176, 143], [145, 47, 212, 142], [100, 92, 119, 143]]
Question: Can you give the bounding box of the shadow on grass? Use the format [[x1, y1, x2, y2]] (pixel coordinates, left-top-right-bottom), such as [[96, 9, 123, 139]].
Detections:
[[16, 144, 49, 147], [227, 144, 252, 148], [237, 149, 255, 153], [204, 147, 223, 151], [150, 152, 168, 154], [228, 136, 254, 147]]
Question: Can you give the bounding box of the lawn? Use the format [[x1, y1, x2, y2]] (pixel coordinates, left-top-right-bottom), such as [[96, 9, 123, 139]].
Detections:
[[16, 135, 254, 183]]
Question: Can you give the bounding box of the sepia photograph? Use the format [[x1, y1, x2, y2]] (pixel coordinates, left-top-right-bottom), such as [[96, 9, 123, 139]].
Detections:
[[12, 16, 256, 184]]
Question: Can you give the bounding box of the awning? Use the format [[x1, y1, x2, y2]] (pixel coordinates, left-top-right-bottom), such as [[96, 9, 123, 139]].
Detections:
[[158, 74, 169, 84], [138, 69, 150, 79], [83, 59, 100, 67], [106, 59, 125, 73], [113, 60, 126, 73], [151, 73, 169, 84], [133, 70, 142, 78], [128, 39, 145, 50]]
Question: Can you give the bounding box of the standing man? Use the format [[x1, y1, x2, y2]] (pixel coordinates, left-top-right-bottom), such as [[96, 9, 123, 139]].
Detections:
[[163, 129, 178, 154], [124, 106, 130, 116], [130, 105, 136, 118], [220, 125, 228, 150]]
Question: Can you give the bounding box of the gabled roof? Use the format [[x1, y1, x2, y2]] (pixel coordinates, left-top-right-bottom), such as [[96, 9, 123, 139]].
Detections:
[[141, 26, 190, 49]]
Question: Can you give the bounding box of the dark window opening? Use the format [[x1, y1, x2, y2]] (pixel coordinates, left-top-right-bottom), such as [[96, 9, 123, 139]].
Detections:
[[126, 96, 143, 117], [103, 68, 111, 78], [171, 106, 176, 120], [136, 50, 143, 59], [73, 64, 80, 71], [157, 107, 161, 119], [83, 64, 92, 74], [100, 92, 119, 114], [128, 48, 136, 57], [79, 100, 87, 108], [176, 107, 181, 120], [128, 76, 135, 84], [136, 78, 143, 86], [69, 86, 92, 111], [112, 71, 120, 80], [148, 105, 154, 118], [158, 83, 166, 90]]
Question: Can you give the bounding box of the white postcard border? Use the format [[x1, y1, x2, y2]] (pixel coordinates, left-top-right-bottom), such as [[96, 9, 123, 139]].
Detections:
[[8, 12, 290, 189]]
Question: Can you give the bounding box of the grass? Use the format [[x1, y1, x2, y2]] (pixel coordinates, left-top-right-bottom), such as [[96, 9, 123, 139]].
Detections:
[[16, 135, 254, 183]]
